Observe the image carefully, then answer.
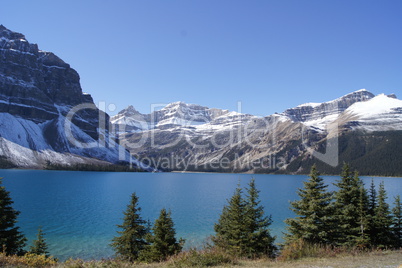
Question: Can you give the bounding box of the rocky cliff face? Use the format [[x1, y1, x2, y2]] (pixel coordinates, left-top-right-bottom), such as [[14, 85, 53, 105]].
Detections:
[[0, 25, 146, 169], [0, 25, 101, 139]]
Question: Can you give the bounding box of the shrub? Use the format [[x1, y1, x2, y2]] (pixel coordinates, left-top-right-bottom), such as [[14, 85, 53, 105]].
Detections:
[[0, 252, 57, 267], [167, 248, 236, 267], [279, 239, 339, 261], [21, 253, 57, 267]]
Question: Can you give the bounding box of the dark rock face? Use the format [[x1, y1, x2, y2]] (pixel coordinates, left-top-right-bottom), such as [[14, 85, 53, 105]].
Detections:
[[0, 26, 147, 170], [388, 94, 397, 99], [0, 25, 101, 139]]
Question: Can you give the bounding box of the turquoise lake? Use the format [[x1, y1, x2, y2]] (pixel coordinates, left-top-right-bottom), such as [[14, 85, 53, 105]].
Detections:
[[1, 170, 401, 261]]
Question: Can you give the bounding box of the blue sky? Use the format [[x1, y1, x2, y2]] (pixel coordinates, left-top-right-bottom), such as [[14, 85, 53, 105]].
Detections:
[[1, 0, 402, 116]]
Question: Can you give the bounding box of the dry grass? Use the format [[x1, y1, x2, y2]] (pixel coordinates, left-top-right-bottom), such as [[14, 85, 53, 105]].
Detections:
[[0, 252, 57, 267], [235, 250, 402, 267], [1, 250, 402, 268]]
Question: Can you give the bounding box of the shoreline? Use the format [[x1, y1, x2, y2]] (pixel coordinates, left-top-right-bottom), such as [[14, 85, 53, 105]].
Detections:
[[2, 167, 401, 178]]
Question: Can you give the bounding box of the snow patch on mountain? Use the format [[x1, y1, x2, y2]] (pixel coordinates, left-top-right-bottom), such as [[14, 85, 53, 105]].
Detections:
[[0, 113, 50, 151], [297, 102, 321, 108], [294, 92, 402, 132], [0, 111, 154, 170], [347, 94, 402, 117], [283, 89, 375, 131], [0, 113, 106, 167], [342, 94, 402, 132]]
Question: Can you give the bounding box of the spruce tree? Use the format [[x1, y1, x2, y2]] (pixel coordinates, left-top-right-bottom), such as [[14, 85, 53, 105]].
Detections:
[[372, 182, 393, 248], [29, 227, 49, 257], [111, 193, 149, 262], [0, 178, 26, 255], [244, 178, 276, 258], [392, 195, 402, 248], [368, 179, 377, 216], [333, 164, 364, 246], [140, 208, 183, 262], [285, 165, 334, 245], [367, 179, 377, 245], [213, 185, 247, 255], [213, 180, 276, 258], [355, 184, 370, 248]]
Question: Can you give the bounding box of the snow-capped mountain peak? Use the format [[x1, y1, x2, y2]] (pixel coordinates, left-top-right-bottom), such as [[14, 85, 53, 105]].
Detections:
[[336, 94, 402, 132], [117, 105, 140, 116], [287, 90, 402, 133], [283, 89, 375, 131], [111, 101, 256, 134], [347, 94, 402, 117]]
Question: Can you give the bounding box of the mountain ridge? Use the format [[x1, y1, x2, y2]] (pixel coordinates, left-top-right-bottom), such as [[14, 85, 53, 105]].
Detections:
[[113, 89, 402, 175], [0, 25, 401, 175]]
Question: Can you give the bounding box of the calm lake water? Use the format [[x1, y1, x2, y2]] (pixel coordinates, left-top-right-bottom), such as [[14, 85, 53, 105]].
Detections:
[[1, 170, 401, 261]]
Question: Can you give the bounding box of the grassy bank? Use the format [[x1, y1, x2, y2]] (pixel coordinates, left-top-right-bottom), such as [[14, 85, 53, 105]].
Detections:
[[1, 249, 401, 268]]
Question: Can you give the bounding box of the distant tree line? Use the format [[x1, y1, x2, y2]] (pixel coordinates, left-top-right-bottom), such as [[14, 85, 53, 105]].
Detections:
[[285, 131, 402, 177], [1, 164, 402, 264], [0, 156, 16, 169], [45, 161, 144, 172]]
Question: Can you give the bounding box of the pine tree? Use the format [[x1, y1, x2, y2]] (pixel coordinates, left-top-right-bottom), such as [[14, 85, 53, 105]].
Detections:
[[213, 180, 276, 258], [29, 227, 49, 257], [372, 182, 393, 248], [355, 184, 370, 248], [140, 208, 183, 262], [367, 179, 377, 245], [111, 193, 149, 262], [244, 178, 276, 258], [392, 195, 402, 248], [285, 165, 334, 245], [368, 179, 377, 216], [0, 178, 26, 255], [212, 185, 248, 255], [333, 164, 364, 246]]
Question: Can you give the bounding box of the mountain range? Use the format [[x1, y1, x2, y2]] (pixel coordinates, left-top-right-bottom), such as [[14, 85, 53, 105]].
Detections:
[[1, 25, 401, 175], [112, 90, 402, 176]]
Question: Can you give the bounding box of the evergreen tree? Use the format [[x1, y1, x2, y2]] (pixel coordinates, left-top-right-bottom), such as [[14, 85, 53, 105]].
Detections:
[[244, 178, 276, 258], [0, 178, 26, 255], [372, 182, 393, 248], [333, 164, 364, 246], [140, 208, 183, 262], [29, 227, 49, 257], [355, 184, 370, 248], [367, 179, 377, 244], [212, 185, 248, 255], [285, 165, 334, 245], [213, 180, 276, 258], [368, 179, 377, 216], [392, 195, 402, 248], [111, 193, 149, 262]]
